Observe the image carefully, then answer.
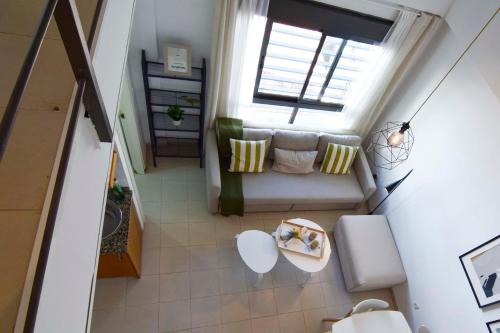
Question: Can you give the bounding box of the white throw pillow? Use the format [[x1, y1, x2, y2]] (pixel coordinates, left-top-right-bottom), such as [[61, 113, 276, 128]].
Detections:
[[272, 148, 318, 174]]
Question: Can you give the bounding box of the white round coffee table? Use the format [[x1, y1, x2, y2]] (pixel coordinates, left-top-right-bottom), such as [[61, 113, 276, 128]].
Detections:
[[274, 218, 331, 285], [235, 230, 279, 287]]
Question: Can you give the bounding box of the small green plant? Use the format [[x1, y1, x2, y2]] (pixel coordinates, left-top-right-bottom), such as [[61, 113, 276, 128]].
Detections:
[[166, 105, 184, 121]]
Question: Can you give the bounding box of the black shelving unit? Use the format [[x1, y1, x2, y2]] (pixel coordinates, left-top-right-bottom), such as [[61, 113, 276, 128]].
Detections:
[[141, 50, 206, 167]]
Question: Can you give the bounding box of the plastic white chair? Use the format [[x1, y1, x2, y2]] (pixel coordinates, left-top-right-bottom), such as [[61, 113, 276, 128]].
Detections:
[[352, 299, 390, 315], [322, 299, 390, 324]]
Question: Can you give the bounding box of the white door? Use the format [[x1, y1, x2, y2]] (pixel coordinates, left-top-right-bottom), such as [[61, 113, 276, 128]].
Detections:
[[119, 67, 146, 174]]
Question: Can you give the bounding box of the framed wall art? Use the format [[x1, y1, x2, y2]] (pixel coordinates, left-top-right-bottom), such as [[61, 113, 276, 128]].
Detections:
[[460, 235, 500, 308], [487, 319, 500, 333], [164, 43, 191, 77]]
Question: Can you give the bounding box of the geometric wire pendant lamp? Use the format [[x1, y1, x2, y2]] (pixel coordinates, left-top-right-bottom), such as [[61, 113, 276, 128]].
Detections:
[[366, 121, 414, 170], [365, 11, 496, 215], [366, 9, 495, 171]]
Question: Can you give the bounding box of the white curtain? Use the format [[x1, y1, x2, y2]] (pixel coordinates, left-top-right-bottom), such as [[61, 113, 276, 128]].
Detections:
[[338, 11, 440, 137], [205, 0, 269, 132]]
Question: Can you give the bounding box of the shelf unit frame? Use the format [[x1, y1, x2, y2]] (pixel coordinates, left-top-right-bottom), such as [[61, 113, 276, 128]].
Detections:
[[141, 49, 206, 167]]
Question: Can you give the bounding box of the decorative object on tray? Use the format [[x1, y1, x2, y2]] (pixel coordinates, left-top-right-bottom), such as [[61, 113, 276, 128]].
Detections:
[[276, 220, 325, 258], [166, 105, 184, 126], [164, 43, 191, 77], [487, 319, 500, 333], [460, 234, 500, 308]]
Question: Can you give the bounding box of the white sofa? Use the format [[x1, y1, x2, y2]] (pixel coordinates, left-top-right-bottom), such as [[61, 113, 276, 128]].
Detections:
[[205, 128, 376, 213]]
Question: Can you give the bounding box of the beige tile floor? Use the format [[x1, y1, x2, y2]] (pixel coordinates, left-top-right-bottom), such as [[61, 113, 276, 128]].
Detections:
[[91, 158, 395, 333]]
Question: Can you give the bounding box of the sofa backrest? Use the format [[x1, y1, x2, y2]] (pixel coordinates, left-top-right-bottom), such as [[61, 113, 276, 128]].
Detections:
[[243, 127, 362, 162], [270, 129, 319, 159], [243, 128, 274, 158]]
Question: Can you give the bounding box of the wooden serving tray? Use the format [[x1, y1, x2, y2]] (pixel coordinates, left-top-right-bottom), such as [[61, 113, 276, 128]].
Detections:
[[276, 220, 326, 259]]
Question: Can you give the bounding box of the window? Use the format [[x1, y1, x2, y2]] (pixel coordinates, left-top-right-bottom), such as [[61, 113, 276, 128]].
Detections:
[[252, 0, 393, 125]]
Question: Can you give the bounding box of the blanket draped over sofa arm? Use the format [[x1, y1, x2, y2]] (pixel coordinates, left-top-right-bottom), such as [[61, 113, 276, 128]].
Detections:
[[215, 118, 244, 216]]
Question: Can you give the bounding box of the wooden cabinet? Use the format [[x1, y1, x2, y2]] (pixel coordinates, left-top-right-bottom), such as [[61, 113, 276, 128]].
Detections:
[[97, 200, 142, 278]]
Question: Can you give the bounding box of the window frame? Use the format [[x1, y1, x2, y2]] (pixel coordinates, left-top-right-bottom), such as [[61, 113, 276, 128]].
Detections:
[[252, 0, 393, 124], [253, 20, 346, 120]]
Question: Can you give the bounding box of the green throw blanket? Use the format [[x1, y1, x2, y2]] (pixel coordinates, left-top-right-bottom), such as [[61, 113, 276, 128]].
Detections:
[[215, 118, 244, 216]]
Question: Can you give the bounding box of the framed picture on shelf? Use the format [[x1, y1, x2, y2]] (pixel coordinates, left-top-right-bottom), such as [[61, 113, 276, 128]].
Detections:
[[163, 43, 191, 77], [460, 235, 500, 308], [487, 319, 500, 333]]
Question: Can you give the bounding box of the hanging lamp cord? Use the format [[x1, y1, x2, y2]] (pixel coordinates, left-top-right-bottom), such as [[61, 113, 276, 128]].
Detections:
[[407, 8, 499, 124]]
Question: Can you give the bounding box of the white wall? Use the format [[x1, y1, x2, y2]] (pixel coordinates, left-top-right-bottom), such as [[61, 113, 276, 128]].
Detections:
[[368, 1, 500, 332], [34, 0, 136, 331], [119, 66, 146, 174], [127, 0, 216, 143]]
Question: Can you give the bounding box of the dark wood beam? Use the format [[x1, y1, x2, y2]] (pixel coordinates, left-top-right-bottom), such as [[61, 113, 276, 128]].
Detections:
[[54, 0, 112, 142]]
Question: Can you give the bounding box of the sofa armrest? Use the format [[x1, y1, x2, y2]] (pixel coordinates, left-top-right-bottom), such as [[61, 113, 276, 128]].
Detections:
[[353, 148, 376, 200], [205, 130, 221, 213]]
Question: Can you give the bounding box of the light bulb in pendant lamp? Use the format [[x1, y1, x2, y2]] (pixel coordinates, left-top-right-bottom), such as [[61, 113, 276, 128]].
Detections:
[[387, 131, 405, 147], [387, 122, 410, 147]]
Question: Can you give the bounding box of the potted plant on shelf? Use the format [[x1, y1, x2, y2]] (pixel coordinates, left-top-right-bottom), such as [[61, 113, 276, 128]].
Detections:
[[166, 105, 184, 126]]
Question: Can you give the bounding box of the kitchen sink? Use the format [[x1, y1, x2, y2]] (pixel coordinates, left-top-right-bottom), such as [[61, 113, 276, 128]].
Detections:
[[102, 200, 123, 240]]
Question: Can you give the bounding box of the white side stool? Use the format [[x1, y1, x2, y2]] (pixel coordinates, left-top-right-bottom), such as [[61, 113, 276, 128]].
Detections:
[[335, 215, 406, 292], [235, 230, 279, 287]]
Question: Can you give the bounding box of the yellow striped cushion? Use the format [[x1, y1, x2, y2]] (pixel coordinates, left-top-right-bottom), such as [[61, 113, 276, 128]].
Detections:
[[229, 139, 267, 173], [320, 143, 358, 175]]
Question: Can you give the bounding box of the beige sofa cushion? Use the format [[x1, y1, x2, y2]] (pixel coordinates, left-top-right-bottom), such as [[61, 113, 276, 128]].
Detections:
[[316, 133, 362, 162], [242, 160, 364, 205], [270, 129, 319, 159]]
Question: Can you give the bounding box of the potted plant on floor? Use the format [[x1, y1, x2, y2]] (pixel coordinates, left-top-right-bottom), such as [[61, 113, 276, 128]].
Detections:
[[166, 105, 184, 126]]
